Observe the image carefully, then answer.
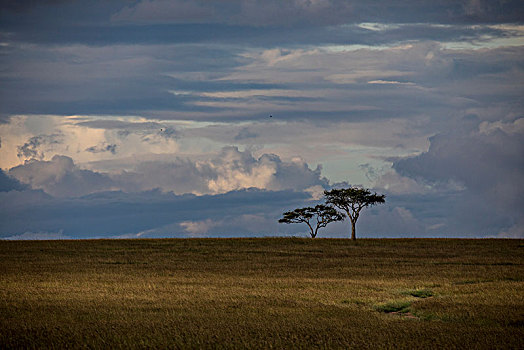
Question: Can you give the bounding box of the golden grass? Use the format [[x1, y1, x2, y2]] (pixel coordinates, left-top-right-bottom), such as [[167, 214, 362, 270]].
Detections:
[[0, 238, 523, 348]]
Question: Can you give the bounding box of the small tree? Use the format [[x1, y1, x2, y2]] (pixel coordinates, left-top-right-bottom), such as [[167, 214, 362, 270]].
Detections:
[[279, 204, 344, 238], [324, 187, 385, 240]]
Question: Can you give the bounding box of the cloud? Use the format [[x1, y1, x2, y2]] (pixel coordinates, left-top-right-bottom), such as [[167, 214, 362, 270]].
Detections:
[[132, 146, 329, 195], [179, 214, 285, 237], [9, 155, 116, 197], [112, 0, 215, 24], [112, 0, 524, 27], [202, 147, 328, 194], [373, 171, 434, 195], [3, 231, 71, 240], [3, 119, 522, 238], [0, 188, 311, 239], [378, 117, 524, 237], [76, 120, 163, 130], [394, 118, 524, 197], [16, 133, 63, 161], [367, 80, 415, 85], [0, 115, 182, 170], [180, 219, 216, 235], [112, 0, 355, 26], [234, 127, 258, 141], [0, 168, 27, 192], [8, 147, 328, 197], [2, 32, 521, 122], [85, 143, 117, 154], [496, 222, 524, 238], [356, 205, 425, 238], [0, 0, 71, 13]]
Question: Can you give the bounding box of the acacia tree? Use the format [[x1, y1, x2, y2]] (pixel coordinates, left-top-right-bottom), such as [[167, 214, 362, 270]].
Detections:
[[279, 204, 344, 238], [324, 187, 385, 240]]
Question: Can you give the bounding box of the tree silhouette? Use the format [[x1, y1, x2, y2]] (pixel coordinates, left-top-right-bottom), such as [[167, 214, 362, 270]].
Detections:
[[324, 187, 385, 240], [279, 204, 344, 238]]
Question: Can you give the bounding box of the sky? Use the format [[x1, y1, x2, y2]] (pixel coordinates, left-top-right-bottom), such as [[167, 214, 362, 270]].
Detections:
[[0, 0, 523, 239]]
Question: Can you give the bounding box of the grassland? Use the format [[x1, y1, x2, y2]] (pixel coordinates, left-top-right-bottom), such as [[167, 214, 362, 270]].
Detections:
[[0, 238, 523, 349]]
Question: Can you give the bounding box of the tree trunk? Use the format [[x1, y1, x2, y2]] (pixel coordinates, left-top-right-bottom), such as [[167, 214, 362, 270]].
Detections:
[[351, 220, 356, 240]]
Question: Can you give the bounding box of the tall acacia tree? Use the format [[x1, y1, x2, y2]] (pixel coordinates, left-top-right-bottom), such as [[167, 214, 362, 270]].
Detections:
[[324, 187, 385, 240], [279, 204, 344, 238]]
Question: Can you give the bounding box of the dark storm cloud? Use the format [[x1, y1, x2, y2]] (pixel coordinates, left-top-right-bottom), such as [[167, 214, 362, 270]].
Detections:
[[0, 187, 311, 238], [1, 0, 522, 120], [112, 0, 524, 26], [112, 0, 354, 27], [388, 117, 524, 237], [0, 169, 27, 192], [4, 0, 523, 26], [0, 42, 244, 117], [0, 20, 518, 48], [4, 33, 521, 121], [1, 0, 522, 47], [0, 0, 70, 12], [394, 130, 524, 193]]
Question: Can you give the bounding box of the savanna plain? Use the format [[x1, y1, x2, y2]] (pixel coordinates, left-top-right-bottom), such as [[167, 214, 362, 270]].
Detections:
[[1, 238, 523, 349]]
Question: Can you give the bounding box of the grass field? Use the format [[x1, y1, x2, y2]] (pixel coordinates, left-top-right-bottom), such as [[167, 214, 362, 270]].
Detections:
[[1, 238, 523, 349]]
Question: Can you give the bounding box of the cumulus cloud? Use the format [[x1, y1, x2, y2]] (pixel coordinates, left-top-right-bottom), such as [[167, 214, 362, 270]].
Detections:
[[203, 147, 328, 194], [0, 115, 181, 170], [206, 148, 277, 193], [8, 147, 328, 197], [178, 146, 326, 195], [373, 171, 434, 195], [376, 117, 524, 237], [9, 155, 115, 197], [394, 118, 524, 200]]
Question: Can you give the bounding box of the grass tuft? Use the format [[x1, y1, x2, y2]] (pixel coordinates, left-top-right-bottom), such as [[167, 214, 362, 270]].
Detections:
[[342, 299, 366, 306], [374, 300, 412, 314], [403, 288, 434, 298]]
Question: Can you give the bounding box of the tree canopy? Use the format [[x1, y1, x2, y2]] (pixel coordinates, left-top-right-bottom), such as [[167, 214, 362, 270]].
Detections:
[[279, 204, 344, 238], [324, 187, 385, 240]]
